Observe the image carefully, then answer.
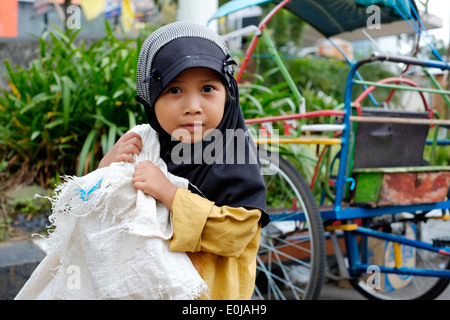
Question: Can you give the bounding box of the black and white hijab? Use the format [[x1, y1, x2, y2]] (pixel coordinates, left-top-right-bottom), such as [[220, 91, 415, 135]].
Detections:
[[135, 21, 269, 227]]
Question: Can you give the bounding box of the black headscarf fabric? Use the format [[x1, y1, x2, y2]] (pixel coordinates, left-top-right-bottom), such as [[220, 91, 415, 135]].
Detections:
[[135, 22, 269, 227]]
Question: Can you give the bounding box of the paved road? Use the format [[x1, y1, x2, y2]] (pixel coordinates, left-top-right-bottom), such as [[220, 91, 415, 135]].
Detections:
[[319, 278, 450, 300], [19, 239, 450, 300]]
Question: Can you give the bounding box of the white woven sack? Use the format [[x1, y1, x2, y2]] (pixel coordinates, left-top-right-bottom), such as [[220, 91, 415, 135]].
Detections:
[[15, 124, 208, 300]]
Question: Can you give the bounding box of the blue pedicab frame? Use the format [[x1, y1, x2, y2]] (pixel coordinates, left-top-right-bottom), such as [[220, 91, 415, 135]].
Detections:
[[211, 0, 450, 299]]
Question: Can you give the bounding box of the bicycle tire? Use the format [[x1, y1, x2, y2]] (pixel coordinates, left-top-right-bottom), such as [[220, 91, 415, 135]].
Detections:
[[350, 214, 450, 300], [254, 151, 326, 300]]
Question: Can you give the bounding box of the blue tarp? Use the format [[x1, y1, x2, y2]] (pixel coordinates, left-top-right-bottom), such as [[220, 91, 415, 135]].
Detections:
[[210, 0, 415, 38]]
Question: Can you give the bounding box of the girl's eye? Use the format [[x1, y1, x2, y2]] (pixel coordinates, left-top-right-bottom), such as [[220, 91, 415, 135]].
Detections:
[[167, 87, 181, 94], [202, 85, 215, 93]]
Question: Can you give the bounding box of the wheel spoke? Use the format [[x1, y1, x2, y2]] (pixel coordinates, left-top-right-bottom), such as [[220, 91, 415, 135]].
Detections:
[[255, 152, 325, 300]]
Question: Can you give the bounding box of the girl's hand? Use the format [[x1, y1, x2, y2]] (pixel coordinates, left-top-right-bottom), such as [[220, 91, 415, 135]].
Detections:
[[132, 161, 178, 210], [98, 132, 143, 168]]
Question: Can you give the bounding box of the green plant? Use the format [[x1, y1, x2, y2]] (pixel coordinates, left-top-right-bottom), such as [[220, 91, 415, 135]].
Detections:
[[0, 22, 146, 188], [239, 66, 341, 183], [0, 186, 53, 241], [240, 68, 299, 118], [0, 204, 13, 242]]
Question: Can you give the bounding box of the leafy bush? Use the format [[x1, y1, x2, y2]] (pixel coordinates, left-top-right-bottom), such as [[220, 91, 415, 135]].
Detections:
[[0, 22, 146, 188], [239, 66, 341, 183], [252, 53, 397, 103], [0, 18, 401, 194]]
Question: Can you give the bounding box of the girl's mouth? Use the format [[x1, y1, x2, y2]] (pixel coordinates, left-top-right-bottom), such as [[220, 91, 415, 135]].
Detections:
[[180, 122, 203, 132]]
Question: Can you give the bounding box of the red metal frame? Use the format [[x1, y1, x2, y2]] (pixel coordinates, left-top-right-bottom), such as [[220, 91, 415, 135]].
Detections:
[[353, 77, 431, 116], [244, 109, 344, 125], [236, 0, 292, 83]]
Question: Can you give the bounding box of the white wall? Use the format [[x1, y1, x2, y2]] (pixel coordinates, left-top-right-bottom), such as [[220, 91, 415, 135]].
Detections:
[[177, 0, 218, 31]]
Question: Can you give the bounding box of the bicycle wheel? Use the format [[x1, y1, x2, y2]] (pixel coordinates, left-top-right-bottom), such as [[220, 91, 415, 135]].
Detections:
[[254, 151, 326, 300], [350, 211, 450, 300]]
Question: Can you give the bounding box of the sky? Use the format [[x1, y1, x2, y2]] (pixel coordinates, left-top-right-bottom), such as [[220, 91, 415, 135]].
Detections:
[[376, 0, 450, 56], [425, 0, 450, 44]]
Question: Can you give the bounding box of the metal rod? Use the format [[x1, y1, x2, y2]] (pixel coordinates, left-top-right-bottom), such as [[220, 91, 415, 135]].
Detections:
[[236, 0, 291, 82], [261, 31, 303, 107], [353, 79, 450, 95], [350, 115, 450, 126], [369, 52, 450, 70], [355, 226, 450, 255], [253, 137, 342, 145], [244, 110, 344, 124], [354, 264, 450, 278]]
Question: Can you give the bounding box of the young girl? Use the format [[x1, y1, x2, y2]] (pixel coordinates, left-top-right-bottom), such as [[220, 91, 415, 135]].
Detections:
[[99, 21, 269, 300]]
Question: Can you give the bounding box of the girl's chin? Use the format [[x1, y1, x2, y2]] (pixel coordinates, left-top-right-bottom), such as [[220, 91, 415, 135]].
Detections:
[[171, 131, 204, 144]]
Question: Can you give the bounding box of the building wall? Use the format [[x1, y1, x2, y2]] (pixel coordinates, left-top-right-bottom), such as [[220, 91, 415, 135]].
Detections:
[[1, 1, 108, 43]]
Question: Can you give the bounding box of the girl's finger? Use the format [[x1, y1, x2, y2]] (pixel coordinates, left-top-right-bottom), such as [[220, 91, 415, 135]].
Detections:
[[136, 160, 151, 168], [120, 144, 141, 156], [127, 136, 144, 151], [120, 154, 134, 163], [121, 131, 142, 143]]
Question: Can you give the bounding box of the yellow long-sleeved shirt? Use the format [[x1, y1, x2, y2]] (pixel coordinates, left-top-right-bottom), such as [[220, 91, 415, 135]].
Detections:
[[169, 188, 262, 300]]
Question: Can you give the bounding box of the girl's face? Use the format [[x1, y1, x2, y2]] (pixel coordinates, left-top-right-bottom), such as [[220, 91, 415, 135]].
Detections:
[[154, 67, 226, 144]]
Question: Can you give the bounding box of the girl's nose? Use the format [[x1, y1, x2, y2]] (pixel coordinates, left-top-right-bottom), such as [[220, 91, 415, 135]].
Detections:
[[183, 94, 203, 115]]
